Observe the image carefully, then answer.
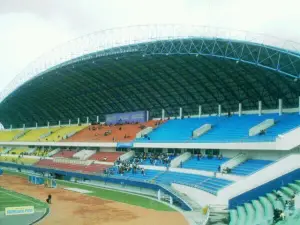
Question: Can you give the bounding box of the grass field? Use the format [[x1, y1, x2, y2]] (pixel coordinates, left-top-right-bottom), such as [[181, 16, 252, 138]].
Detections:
[[0, 186, 48, 211], [2, 169, 175, 211]]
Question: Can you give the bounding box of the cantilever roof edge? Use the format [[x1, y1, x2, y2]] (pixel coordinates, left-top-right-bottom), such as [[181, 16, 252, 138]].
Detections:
[[1, 24, 300, 104]]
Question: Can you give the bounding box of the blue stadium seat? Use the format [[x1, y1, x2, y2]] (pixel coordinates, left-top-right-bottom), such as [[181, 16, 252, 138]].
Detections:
[[135, 113, 300, 143], [182, 156, 229, 172], [231, 159, 273, 176], [135, 117, 221, 143], [155, 171, 232, 195]]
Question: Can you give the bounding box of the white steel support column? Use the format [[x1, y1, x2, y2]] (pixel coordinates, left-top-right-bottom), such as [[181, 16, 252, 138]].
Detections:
[[179, 107, 183, 119], [278, 99, 283, 116], [47, 122, 50, 128], [198, 105, 202, 118], [78, 118, 80, 125], [86, 117, 89, 124], [146, 111, 149, 121], [162, 109, 165, 120], [23, 124, 25, 130], [59, 121, 61, 126], [10, 125, 12, 131], [96, 116, 99, 123], [258, 101, 262, 116], [218, 104, 221, 117], [238, 103, 242, 117], [36, 123, 38, 128], [69, 119, 71, 126]]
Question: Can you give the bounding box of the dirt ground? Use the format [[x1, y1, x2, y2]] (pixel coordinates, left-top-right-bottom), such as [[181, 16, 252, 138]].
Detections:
[[0, 175, 188, 225]]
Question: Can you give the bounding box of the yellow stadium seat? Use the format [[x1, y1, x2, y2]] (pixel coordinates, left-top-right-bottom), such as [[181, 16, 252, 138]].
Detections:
[[33, 148, 49, 157], [0, 130, 24, 141], [40, 125, 87, 142], [0, 156, 39, 165], [9, 148, 28, 155], [16, 127, 60, 142]]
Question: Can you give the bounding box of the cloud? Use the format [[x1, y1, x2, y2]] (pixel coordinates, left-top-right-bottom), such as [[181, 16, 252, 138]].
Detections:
[[0, 0, 299, 93]]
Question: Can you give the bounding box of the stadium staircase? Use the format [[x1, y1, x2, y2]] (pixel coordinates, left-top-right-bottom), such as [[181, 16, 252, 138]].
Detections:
[[220, 153, 248, 172]]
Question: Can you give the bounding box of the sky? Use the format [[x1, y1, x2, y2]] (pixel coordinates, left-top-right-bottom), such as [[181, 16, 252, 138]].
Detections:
[[0, 0, 299, 94]]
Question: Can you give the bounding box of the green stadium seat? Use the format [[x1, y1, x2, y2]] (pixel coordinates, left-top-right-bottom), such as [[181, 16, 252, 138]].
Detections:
[[236, 206, 246, 225], [252, 200, 265, 225], [229, 209, 238, 225], [288, 183, 300, 192], [278, 190, 291, 202], [259, 196, 274, 223], [281, 187, 295, 197], [244, 203, 255, 225], [267, 193, 284, 211]]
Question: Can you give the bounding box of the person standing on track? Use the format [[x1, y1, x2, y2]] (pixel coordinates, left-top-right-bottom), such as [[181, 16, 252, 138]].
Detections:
[[46, 194, 52, 204]]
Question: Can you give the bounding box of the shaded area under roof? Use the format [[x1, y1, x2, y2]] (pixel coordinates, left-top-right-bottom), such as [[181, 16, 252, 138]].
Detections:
[[1, 38, 300, 128]]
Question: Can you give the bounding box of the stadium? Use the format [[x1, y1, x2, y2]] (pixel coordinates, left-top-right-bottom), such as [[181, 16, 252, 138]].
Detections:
[[0, 24, 300, 225]]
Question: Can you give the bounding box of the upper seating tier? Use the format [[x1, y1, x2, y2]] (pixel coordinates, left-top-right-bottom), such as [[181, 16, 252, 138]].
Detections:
[[0, 130, 23, 141], [64, 120, 160, 142], [40, 125, 87, 142], [135, 113, 300, 143], [16, 127, 60, 142]]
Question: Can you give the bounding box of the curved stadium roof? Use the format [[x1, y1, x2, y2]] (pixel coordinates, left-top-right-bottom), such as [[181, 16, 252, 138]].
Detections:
[[1, 25, 300, 128]]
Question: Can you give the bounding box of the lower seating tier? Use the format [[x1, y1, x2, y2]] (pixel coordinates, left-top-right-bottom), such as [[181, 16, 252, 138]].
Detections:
[[231, 159, 273, 176], [229, 180, 300, 225], [35, 159, 109, 173]]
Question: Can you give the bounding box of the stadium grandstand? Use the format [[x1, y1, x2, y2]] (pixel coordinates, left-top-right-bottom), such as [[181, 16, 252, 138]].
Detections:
[[0, 25, 300, 225]]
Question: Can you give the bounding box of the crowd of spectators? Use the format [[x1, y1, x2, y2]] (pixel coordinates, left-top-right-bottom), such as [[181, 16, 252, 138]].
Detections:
[[132, 152, 176, 167]]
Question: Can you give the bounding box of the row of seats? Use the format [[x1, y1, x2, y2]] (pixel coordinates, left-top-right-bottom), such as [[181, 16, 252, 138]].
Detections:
[[17, 127, 60, 141], [89, 151, 124, 162], [111, 167, 161, 181], [111, 168, 232, 195], [0, 156, 39, 165], [136, 113, 300, 143], [35, 159, 109, 173], [156, 171, 232, 195], [53, 150, 77, 158], [182, 156, 229, 172], [8, 148, 29, 155], [65, 120, 158, 142], [0, 125, 86, 142], [229, 180, 300, 225], [231, 159, 273, 176]]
